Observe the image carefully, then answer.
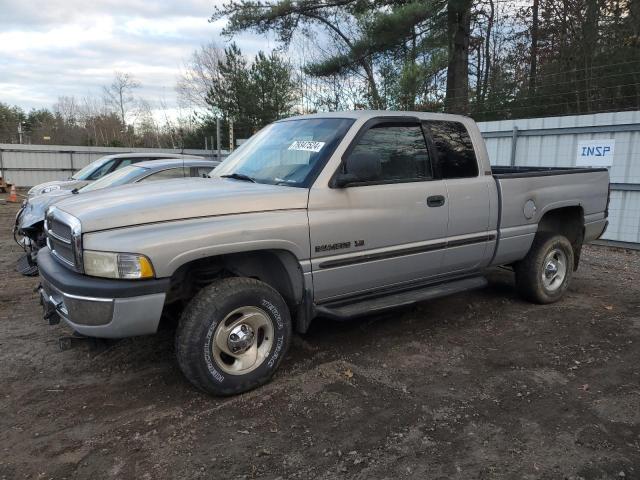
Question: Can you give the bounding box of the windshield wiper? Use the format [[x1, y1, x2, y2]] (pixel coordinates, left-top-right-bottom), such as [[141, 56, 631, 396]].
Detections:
[[220, 173, 256, 183]]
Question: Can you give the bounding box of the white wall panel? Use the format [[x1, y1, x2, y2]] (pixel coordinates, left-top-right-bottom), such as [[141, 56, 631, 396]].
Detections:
[[0, 145, 225, 187], [480, 111, 640, 245]]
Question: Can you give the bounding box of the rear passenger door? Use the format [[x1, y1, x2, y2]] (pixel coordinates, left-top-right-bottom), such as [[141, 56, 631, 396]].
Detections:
[[424, 120, 494, 272]]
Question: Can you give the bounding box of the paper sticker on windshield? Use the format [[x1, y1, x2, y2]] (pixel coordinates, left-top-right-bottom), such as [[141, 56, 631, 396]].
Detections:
[[288, 140, 325, 153]]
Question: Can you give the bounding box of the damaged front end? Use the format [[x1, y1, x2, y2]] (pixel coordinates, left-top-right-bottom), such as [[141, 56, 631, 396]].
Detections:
[[14, 201, 47, 276]]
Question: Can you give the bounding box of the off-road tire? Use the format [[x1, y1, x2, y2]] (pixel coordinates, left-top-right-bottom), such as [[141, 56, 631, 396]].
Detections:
[[515, 232, 575, 304], [175, 277, 292, 396]]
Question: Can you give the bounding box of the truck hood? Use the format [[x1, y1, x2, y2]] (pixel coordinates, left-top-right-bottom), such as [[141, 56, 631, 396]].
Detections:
[[18, 189, 75, 229], [55, 177, 309, 232], [28, 179, 90, 198]]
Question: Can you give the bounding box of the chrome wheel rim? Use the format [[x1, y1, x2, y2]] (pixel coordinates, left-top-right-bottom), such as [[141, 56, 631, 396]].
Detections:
[[541, 248, 567, 292], [212, 306, 274, 375]]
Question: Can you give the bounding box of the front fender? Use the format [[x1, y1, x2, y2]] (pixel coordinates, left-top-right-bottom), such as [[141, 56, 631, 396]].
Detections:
[[18, 205, 45, 231], [81, 210, 311, 278]]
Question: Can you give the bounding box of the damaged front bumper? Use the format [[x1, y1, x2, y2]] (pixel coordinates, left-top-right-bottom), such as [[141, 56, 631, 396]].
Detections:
[[37, 248, 170, 338]]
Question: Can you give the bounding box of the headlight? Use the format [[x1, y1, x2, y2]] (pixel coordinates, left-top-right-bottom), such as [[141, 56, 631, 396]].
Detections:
[[83, 251, 155, 279], [41, 185, 61, 194]]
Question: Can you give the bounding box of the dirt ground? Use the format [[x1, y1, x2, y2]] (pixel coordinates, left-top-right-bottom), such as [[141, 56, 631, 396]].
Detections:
[[1, 194, 639, 480]]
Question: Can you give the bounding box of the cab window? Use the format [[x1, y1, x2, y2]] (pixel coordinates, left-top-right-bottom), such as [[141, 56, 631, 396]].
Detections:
[[344, 123, 432, 184], [424, 121, 478, 179], [87, 159, 117, 180]]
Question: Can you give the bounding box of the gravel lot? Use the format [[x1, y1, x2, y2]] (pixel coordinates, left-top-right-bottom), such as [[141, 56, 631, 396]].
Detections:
[[1, 194, 639, 480]]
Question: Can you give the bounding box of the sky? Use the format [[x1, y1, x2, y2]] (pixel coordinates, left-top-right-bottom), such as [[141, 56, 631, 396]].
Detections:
[[0, 0, 274, 118]]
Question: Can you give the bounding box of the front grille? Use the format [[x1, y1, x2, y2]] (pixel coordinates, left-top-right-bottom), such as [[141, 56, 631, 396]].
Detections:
[[50, 218, 72, 241], [49, 236, 75, 266], [45, 207, 82, 271]]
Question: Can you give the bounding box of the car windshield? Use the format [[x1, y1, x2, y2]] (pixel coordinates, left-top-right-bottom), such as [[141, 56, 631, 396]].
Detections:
[[79, 166, 147, 192], [72, 157, 112, 180], [213, 118, 354, 187]]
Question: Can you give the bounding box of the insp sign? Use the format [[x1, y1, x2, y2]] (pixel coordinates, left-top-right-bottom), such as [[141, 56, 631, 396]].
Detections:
[[576, 139, 615, 167]]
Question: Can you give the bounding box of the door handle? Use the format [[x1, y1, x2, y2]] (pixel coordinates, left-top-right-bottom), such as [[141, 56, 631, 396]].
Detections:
[[427, 195, 445, 207]]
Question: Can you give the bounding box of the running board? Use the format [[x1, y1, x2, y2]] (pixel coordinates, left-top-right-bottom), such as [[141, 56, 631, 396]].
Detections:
[[315, 276, 488, 320]]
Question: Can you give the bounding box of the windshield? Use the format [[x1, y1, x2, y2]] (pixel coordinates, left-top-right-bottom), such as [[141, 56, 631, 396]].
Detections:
[[213, 118, 354, 187], [79, 166, 147, 192], [72, 156, 112, 180]]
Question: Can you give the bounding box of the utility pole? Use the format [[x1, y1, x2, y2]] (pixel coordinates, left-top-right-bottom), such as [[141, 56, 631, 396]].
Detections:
[[17, 122, 23, 144], [229, 120, 234, 152], [216, 118, 221, 159]]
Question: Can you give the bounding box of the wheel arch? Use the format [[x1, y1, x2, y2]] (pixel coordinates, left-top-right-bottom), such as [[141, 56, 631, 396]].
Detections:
[[166, 248, 307, 318], [535, 205, 585, 269]]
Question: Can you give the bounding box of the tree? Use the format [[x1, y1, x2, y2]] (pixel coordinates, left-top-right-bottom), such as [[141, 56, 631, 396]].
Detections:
[[528, 0, 539, 95], [0, 103, 25, 143], [445, 0, 473, 113], [177, 42, 224, 110], [102, 71, 140, 127], [205, 44, 298, 141], [250, 51, 298, 125], [211, 0, 477, 112], [211, 0, 387, 108], [207, 43, 253, 139]]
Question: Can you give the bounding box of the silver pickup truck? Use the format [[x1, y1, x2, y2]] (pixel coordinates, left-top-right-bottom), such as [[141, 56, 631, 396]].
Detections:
[[37, 111, 610, 395]]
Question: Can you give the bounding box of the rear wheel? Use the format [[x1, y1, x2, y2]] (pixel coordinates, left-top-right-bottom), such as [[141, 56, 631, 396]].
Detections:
[[515, 232, 575, 304], [175, 277, 291, 396]]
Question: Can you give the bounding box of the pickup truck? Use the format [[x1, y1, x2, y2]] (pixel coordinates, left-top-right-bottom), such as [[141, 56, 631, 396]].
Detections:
[[37, 111, 610, 396]]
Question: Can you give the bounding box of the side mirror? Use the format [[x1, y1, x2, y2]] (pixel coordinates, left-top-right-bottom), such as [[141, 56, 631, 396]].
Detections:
[[332, 152, 381, 188], [333, 173, 360, 188]]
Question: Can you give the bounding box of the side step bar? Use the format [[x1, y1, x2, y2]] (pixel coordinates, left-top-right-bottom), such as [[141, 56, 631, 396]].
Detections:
[[315, 276, 488, 320]]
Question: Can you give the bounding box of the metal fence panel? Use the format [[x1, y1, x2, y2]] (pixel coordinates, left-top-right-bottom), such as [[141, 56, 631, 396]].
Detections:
[[0, 144, 225, 187], [478, 111, 640, 245]]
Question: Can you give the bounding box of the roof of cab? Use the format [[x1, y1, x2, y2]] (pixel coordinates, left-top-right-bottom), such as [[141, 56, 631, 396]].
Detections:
[[281, 110, 471, 123]]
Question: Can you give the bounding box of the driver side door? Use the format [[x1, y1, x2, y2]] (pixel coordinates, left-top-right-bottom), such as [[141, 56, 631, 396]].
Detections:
[[307, 118, 450, 302]]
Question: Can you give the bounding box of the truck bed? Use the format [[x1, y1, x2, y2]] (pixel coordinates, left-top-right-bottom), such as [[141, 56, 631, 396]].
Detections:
[[490, 166, 610, 266], [492, 165, 609, 178]]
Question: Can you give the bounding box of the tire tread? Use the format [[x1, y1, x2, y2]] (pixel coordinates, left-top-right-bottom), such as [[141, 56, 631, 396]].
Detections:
[[175, 277, 291, 396], [515, 232, 574, 304]]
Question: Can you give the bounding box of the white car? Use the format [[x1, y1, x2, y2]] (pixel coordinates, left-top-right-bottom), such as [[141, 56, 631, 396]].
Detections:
[[27, 152, 204, 197]]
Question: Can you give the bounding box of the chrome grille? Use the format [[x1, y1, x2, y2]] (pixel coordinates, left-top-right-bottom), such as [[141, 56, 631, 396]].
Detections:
[[49, 218, 72, 241], [49, 235, 75, 266], [45, 207, 83, 272]]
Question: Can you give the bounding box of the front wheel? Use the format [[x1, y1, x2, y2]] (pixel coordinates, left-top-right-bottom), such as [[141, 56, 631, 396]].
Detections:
[[175, 277, 292, 396], [514, 232, 575, 304]]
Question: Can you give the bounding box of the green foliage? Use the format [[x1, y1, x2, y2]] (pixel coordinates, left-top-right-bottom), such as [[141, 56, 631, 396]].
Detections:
[[206, 43, 298, 137], [0, 102, 26, 143], [472, 0, 640, 120], [212, 0, 639, 118], [212, 0, 453, 110]]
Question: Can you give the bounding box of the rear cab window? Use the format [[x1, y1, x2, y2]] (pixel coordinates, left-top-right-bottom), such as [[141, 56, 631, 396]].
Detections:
[[423, 120, 478, 179]]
